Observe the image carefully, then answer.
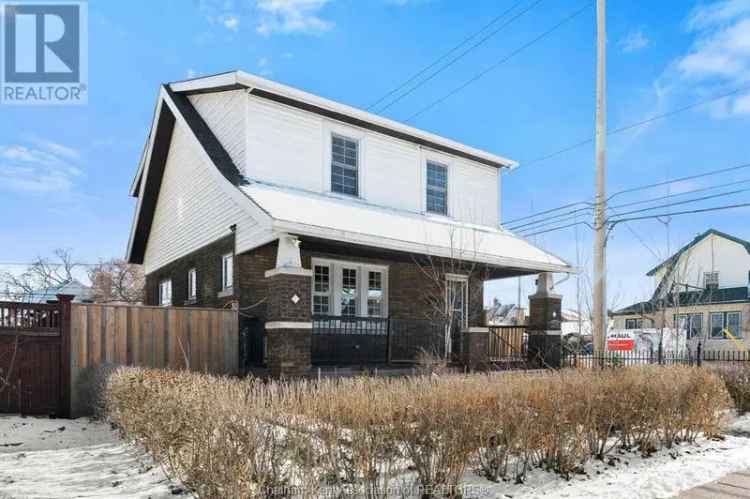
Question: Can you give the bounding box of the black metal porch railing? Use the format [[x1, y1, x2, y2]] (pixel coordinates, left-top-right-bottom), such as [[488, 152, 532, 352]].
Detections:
[[311, 315, 447, 366]]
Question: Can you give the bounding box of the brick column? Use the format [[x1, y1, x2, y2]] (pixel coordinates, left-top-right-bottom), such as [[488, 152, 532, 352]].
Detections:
[[527, 273, 562, 369], [264, 235, 312, 378], [462, 327, 490, 371]]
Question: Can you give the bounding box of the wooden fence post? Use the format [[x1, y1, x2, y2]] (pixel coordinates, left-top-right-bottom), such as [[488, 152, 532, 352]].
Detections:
[[57, 294, 74, 418]]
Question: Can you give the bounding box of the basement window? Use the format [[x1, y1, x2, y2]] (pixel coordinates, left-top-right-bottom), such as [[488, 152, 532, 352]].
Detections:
[[159, 279, 172, 306], [187, 268, 197, 301], [222, 254, 234, 291]]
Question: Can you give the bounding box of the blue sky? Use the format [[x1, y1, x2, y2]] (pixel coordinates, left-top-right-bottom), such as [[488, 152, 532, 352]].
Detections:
[[1, 0, 749, 312]]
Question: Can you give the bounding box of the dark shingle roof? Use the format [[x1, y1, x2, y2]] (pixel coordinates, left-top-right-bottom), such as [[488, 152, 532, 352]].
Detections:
[[613, 286, 749, 316]]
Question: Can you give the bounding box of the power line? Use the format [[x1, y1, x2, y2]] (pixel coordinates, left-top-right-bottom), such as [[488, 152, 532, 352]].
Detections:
[[405, 1, 592, 122], [503, 161, 750, 229], [523, 84, 750, 167], [375, 0, 542, 114], [521, 200, 750, 238], [514, 185, 750, 234], [367, 0, 530, 111]]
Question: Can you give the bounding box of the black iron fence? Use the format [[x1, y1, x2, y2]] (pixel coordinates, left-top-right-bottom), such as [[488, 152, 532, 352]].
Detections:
[[311, 315, 447, 366], [562, 342, 750, 369]]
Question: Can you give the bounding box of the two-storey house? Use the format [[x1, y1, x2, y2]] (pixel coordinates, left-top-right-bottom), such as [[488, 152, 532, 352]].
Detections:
[[612, 229, 750, 351], [126, 71, 572, 375]]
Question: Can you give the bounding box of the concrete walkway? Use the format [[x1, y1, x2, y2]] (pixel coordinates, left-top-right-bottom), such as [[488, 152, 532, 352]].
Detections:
[[679, 470, 750, 498]]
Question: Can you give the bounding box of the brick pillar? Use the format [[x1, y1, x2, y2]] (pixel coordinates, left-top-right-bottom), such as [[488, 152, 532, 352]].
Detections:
[[527, 273, 563, 369], [264, 235, 312, 378], [462, 327, 490, 371]]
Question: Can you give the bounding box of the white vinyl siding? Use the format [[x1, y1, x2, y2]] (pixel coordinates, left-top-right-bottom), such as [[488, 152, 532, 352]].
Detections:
[[141, 122, 260, 275], [242, 94, 500, 227], [188, 90, 246, 170]]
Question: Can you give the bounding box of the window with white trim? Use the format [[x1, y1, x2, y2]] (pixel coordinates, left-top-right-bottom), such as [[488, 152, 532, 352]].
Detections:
[[313, 264, 331, 315], [331, 134, 359, 196], [159, 279, 172, 306], [675, 313, 703, 339], [704, 271, 719, 289], [426, 161, 448, 215], [187, 268, 197, 301], [222, 253, 233, 291], [367, 271, 384, 317], [625, 318, 644, 330], [710, 311, 741, 339], [311, 259, 388, 317]]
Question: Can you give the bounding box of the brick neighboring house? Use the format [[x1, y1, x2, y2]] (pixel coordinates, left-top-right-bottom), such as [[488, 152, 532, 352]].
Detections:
[[612, 229, 750, 352], [126, 71, 573, 375]]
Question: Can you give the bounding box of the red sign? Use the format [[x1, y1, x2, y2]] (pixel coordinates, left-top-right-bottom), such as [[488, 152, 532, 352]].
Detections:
[[607, 338, 635, 351]]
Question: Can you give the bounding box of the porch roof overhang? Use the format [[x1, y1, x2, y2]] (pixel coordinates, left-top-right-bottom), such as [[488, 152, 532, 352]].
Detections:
[[240, 182, 574, 276]]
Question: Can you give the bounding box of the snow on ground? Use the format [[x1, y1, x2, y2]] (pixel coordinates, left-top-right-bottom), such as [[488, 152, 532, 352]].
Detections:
[[0, 415, 187, 499], [462, 414, 750, 499]]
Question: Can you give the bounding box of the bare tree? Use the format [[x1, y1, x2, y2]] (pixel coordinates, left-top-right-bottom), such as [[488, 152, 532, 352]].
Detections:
[[0, 249, 77, 302], [412, 228, 489, 360], [87, 259, 145, 304]]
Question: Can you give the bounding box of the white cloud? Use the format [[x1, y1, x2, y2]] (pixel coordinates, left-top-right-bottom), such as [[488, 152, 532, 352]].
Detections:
[[256, 0, 333, 36], [186, 68, 198, 78], [619, 29, 649, 53], [655, 0, 750, 119], [223, 14, 240, 31], [0, 141, 83, 195]]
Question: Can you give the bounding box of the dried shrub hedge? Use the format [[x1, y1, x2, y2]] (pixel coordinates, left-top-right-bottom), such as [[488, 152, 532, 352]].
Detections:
[[716, 365, 750, 414], [106, 366, 731, 498]]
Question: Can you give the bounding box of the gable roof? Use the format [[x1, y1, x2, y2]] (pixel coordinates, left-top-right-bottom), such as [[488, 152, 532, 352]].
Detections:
[[126, 85, 249, 264], [646, 229, 750, 277], [169, 71, 517, 169]]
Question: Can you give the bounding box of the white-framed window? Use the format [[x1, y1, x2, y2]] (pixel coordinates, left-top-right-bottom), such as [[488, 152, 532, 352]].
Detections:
[[426, 161, 448, 215], [330, 134, 359, 197], [311, 258, 388, 317], [313, 264, 331, 315], [704, 271, 719, 289], [710, 311, 741, 339], [187, 268, 197, 301], [222, 253, 234, 291], [159, 279, 172, 307], [674, 313, 703, 339]]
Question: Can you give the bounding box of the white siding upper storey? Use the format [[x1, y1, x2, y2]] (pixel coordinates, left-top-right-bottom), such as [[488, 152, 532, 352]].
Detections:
[[654, 232, 750, 295], [189, 90, 502, 228]]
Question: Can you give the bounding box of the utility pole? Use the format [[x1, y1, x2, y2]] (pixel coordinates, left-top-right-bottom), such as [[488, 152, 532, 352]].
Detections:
[[592, 0, 608, 354]]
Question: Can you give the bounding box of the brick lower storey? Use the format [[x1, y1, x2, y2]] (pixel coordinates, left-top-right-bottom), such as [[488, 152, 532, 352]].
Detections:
[[145, 236, 485, 325]]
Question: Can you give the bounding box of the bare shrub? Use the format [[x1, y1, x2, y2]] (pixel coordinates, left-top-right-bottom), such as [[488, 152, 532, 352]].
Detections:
[[414, 348, 448, 376], [717, 365, 750, 415], [106, 365, 733, 498]]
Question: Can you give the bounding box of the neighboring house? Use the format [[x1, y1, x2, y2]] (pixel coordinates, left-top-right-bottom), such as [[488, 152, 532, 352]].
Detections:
[[612, 229, 750, 351], [126, 71, 572, 373], [29, 280, 95, 304], [560, 308, 593, 337], [485, 299, 526, 326]]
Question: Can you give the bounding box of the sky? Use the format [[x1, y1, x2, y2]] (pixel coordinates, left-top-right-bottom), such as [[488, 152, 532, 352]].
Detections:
[[1, 0, 749, 313]]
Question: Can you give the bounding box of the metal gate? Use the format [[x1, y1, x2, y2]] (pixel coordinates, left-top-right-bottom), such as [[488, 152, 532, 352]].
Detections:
[[0, 299, 70, 416]]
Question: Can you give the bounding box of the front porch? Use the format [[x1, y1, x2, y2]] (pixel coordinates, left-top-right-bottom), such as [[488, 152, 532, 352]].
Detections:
[[240, 234, 565, 376]]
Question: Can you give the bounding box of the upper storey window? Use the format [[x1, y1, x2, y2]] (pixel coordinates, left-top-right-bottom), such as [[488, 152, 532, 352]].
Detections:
[[426, 161, 448, 215], [331, 134, 359, 197]]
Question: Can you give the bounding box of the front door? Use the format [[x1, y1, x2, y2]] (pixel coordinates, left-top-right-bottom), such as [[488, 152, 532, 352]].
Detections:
[[446, 276, 468, 358]]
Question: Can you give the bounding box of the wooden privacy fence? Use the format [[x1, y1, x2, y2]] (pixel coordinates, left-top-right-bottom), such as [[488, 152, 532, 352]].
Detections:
[[489, 325, 527, 361], [70, 304, 239, 415]]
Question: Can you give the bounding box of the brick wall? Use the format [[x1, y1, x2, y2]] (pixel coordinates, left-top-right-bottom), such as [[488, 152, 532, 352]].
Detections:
[[145, 236, 485, 325], [144, 234, 236, 307]]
